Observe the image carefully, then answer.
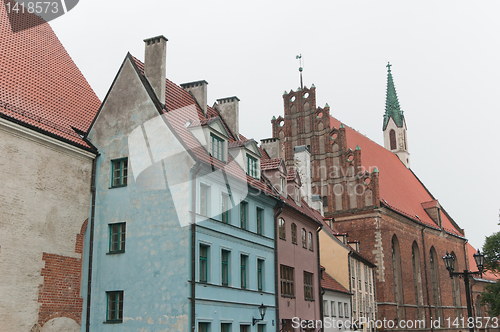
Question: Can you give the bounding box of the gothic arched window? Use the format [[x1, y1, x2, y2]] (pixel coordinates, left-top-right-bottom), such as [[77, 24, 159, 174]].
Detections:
[[392, 235, 404, 320], [430, 247, 443, 320], [390, 129, 397, 150], [412, 242, 423, 319]]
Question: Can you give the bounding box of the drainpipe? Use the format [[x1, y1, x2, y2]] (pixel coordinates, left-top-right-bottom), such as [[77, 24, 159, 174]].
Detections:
[[86, 157, 97, 332], [421, 227, 433, 332], [190, 162, 202, 332], [274, 199, 285, 332], [316, 226, 323, 332]]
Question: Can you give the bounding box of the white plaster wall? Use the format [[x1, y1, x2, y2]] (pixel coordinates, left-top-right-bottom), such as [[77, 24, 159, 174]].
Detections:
[[0, 120, 93, 331]]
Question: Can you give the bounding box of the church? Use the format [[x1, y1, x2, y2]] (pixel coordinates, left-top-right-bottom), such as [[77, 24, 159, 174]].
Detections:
[[261, 64, 476, 330]]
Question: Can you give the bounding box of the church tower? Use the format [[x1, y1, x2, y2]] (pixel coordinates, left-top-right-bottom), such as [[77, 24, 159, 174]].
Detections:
[[383, 63, 410, 168]]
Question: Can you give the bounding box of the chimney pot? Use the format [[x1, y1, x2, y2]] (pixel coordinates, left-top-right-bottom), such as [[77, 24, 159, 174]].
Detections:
[[216, 96, 240, 138], [181, 80, 208, 115]]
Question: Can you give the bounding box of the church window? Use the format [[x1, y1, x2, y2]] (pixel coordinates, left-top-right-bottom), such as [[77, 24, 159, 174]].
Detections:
[[389, 130, 397, 150], [392, 235, 404, 320]]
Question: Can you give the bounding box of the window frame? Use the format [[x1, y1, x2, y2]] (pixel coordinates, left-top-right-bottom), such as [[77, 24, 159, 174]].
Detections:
[[200, 183, 210, 216], [240, 254, 248, 289], [199, 244, 209, 283], [308, 232, 313, 251], [210, 133, 224, 161], [338, 302, 344, 318], [301, 228, 307, 248], [256, 207, 264, 235], [221, 249, 230, 286], [280, 264, 295, 297], [247, 154, 258, 178], [344, 303, 349, 318], [111, 158, 128, 188], [221, 193, 230, 224], [106, 290, 124, 323], [109, 222, 126, 254], [303, 271, 314, 301], [291, 223, 297, 244], [240, 201, 248, 230], [279, 218, 286, 240], [331, 300, 336, 317], [257, 258, 264, 291]]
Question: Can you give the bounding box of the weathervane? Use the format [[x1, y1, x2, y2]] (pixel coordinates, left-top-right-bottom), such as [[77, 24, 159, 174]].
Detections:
[[296, 54, 303, 89]]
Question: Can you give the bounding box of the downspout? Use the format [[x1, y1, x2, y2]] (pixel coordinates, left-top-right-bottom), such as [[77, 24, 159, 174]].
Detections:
[[316, 226, 323, 332], [274, 200, 285, 332], [190, 162, 202, 332], [86, 157, 97, 332], [421, 227, 433, 332]]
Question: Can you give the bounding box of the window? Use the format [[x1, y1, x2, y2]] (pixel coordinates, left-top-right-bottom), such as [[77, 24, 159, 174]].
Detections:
[[308, 232, 313, 251], [106, 291, 123, 323], [111, 158, 128, 187], [222, 250, 230, 286], [291, 223, 297, 244], [109, 223, 126, 253], [280, 176, 285, 193], [257, 259, 264, 291], [323, 196, 328, 207], [389, 129, 396, 150], [221, 323, 231, 332], [338, 302, 344, 318], [256, 208, 263, 235], [301, 228, 307, 248], [200, 244, 209, 282], [247, 155, 258, 178], [303, 271, 314, 300], [240, 202, 248, 230], [200, 184, 210, 216], [295, 187, 300, 202], [199, 322, 210, 332], [221, 193, 230, 224], [344, 303, 349, 318], [392, 235, 404, 319], [211, 133, 224, 161], [331, 301, 336, 317], [241, 254, 248, 289], [279, 218, 286, 240], [257, 324, 266, 332], [240, 325, 250, 332], [323, 300, 329, 316], [280, 265, 294, 296], [430, 247, 443, 320]]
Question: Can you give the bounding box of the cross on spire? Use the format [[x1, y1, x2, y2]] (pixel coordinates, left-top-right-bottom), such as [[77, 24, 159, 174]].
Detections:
[[386, 62, 392, 72], [296, 54, 303, 89]]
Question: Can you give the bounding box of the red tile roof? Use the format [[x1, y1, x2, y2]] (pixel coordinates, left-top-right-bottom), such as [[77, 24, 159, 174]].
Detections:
[[261, 158, 282, 171], [130, 56, 275, 196], [466, 243, 498, 282], [0, 3, 100, 149], [287, 169, 296, 181], [330, 117, 463, 236], [321, 269, 350, 294]]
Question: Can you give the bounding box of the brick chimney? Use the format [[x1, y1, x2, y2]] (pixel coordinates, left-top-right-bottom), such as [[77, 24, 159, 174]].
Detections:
[[216, 96, 240, 138], [144, 36, 167, 105], [181, 80, 208, 115]]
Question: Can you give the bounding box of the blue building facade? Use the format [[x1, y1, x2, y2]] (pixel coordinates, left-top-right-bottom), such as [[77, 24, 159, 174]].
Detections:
[[81, 36, 278, 332]]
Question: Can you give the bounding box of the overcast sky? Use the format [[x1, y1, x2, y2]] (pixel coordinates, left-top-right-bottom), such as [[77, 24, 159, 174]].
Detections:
[[50, 0, 499, 250]]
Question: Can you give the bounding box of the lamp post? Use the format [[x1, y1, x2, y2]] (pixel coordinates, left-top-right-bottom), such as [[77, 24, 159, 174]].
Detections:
[[442, 249, 484, 332], [252, 303, 267, 326]]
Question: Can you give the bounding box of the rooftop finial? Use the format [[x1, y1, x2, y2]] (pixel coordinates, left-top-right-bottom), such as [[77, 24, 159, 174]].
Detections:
[[296, 54, 303, 90], [386, 62, 392, 73]]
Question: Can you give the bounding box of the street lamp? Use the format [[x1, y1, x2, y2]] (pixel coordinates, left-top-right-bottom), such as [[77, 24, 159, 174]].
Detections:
[[442, 249, 484, 332], [252, 303, 267, 325]]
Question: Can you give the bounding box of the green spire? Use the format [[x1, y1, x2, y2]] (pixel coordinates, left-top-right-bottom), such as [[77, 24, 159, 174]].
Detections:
[[355, 145, 361, 151], [383, 62, 404, 130], [340, 123, 345, 129]]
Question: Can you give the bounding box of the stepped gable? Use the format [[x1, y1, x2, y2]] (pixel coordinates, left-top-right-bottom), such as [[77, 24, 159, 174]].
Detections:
[[330, 116, 463, 236], [321, 269, 350, 294], [131, 56, 275, 196], [0, 3, 100, 148]]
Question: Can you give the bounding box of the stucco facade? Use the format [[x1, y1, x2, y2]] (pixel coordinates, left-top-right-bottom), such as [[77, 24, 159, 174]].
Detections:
[[0, 118, 94, 331]]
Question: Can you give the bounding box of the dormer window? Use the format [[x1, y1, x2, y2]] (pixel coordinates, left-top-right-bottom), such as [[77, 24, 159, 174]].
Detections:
[[281, 176, 285, 193], [247, 155, 258, 178], [295, 187, 300, 203], [210, 133, 224, 161]]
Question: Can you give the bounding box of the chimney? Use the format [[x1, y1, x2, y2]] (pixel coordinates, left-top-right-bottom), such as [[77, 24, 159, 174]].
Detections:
[[181, 80, 208, 115], [144, 36, 167, 105], [260, 137, 281, 159], [216, 96, 240, 138]]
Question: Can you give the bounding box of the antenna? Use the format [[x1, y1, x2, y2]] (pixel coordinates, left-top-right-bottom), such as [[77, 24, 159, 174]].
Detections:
[[296, 54, 303, 89]]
